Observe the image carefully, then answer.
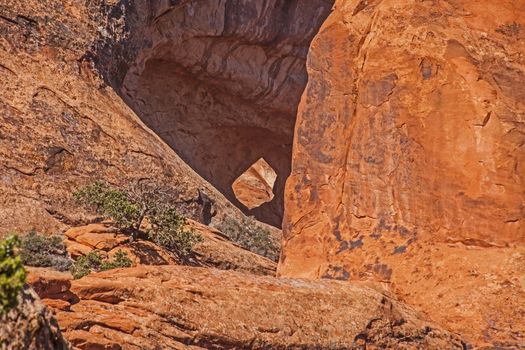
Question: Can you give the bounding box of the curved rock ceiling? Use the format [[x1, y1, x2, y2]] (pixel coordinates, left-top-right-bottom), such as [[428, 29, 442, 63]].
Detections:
[[100, 0, 335, 227]]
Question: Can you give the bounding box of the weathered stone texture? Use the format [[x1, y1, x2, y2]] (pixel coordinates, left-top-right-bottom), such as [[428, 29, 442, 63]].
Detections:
[[0, 0, 248, 236], [280, 0, 525, 347], [0, 287, 71, 349], [30, 265, 465, 350]]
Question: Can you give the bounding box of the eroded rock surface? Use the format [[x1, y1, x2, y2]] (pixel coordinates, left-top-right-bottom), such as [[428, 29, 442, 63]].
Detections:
[[0, 0, 249, 237], [29, 265, 465, 350], [280, 0, 525, 347], [1, 0, 522, 348]]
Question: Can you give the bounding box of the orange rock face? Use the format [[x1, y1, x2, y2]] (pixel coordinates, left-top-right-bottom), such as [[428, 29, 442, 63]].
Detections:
[[2, 0, 524, 348], [29, 265, 465, 349], [0, 0, 253, 237], [280, 0, 525, 347]]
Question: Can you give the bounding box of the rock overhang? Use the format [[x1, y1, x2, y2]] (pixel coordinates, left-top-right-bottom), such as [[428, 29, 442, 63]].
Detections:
[[96, 0, 336, 227]]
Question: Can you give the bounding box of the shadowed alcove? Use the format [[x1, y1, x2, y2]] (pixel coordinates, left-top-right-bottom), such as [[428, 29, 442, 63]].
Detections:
[[99, 0, 335, 227]]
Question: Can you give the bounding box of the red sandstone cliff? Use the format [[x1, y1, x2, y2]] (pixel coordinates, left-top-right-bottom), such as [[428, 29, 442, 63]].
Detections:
[[0, 0, 255, 235], [280, 0, 525, 347]]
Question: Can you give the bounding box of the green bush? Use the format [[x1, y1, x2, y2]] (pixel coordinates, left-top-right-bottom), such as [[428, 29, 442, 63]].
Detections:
[[20, 231, 72, 271], [148, 206, 203, 258], [73, 180, 109, 210], [100, 249, 133, 271], [74, 181, 141, 229], [218, 216, 280, 262], [0, 235, 27, 313], [70, 249, 132, 279], [75, 181, 203, 259], [70, 250, 101, 279]]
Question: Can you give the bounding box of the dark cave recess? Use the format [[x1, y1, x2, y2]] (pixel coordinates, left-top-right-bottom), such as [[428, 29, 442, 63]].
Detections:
[[98, 0, 335, 227]]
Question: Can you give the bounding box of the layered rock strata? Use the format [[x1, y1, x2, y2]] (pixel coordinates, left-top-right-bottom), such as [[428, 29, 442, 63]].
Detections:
[[29, 266, 466, 350], [62, 222, 277, 276]]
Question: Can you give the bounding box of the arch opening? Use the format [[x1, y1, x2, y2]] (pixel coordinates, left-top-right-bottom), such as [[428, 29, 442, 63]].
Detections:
[[97, 0, 335, 227]]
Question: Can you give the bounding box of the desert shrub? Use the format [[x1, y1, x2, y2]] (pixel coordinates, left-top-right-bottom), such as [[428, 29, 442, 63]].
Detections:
[[71, 249, 132, 279], [70, 250, 102, 279], [148, 206, 203, 258], [218, 216, 280, 262], [0, 235, 27, 313], [74, 181, 141, 229], [100, 250, 133, 271], [100, 190, 141, 229], [20, 231, 72, 271], [75, 181, 203, 259], [73, 180, 109, 210]]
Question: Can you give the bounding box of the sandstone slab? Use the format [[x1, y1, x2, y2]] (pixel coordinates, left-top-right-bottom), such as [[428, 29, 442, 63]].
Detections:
[[38, 265, 466, 350]]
